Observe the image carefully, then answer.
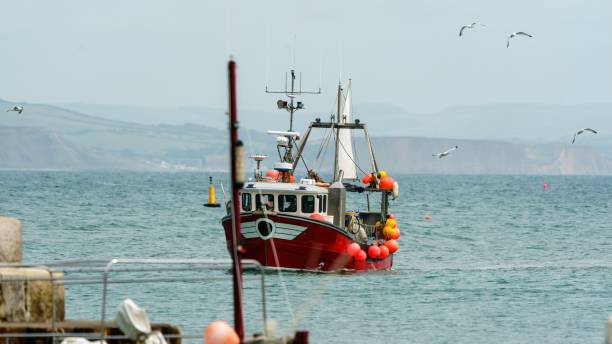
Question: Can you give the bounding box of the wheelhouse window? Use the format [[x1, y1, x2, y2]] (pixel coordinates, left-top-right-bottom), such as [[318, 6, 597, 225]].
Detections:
[[317, 195, 327, 213], [241, 193, 252, 211], [301, 195, 315, 213], [255, 194, 275, 211], [279, 194, 297, 212]]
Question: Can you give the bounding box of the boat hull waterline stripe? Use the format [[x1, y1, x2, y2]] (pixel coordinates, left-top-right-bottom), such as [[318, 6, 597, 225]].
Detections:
[[242, 221, 307, 240]]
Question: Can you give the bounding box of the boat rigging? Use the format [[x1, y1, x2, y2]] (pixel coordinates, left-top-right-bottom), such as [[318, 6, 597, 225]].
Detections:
[[221, 66, 402, 272]]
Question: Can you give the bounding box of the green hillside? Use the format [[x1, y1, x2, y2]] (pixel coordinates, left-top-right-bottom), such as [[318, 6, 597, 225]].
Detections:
[[0, 98, 270, 170]]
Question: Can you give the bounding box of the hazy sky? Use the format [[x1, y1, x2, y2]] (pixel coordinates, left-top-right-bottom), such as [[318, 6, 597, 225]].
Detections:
[[1, 0, 611, 114]]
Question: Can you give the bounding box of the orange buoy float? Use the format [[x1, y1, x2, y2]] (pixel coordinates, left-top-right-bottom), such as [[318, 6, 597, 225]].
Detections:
[[379, 176, 395, 190], [377, 170, 388, 179], [385, 218, 397, 228], [347, 243, 361, 257], [361, 173, 373, 185], [265, 170, 279, 179], [384, 239, 399, 254], [355, 249, 367, 262], [204, 320, 239, 344], [383, 225, 393, 239], [388, 214, 395, 219], [389, 228, 400, 240], [378, 245, 389, 259], [309, 213, 325, 221], [367, 245, 381, 259]]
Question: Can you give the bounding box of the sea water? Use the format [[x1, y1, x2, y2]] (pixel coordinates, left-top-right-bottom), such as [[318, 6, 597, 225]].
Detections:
[[1, 171, 611, 343]]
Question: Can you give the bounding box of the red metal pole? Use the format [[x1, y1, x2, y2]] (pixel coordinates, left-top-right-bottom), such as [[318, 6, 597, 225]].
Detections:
[[228, 59, 245, 340]]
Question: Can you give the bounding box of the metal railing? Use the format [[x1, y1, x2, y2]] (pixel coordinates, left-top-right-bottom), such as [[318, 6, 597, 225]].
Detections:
[[0, 258, 267, 343]]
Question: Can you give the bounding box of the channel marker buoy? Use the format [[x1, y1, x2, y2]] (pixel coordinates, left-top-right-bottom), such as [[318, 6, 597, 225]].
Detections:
[[203, 176, 221, 208]]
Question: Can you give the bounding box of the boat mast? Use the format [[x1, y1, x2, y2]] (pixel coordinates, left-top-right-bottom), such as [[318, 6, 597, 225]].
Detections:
[[288, 70, 296, 132], [228, 58, 245, 340], [333, 83, 342, 182], [266, 70, 320, 164], [285, 70, 297, 163]]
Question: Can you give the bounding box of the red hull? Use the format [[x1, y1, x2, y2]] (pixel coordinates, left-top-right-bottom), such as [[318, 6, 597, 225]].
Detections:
[[222, 213, 393, 272]]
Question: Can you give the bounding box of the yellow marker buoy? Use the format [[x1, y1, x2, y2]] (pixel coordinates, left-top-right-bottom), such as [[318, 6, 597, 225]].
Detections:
[[204, 176, 221, 208]]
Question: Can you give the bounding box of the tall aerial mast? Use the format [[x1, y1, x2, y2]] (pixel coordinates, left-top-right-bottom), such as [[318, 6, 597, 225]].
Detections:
[[266, 70, 320, 163]]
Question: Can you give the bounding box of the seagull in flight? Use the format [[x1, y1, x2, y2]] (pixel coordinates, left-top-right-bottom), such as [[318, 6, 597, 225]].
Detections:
[[507, 32, 533, 48], [572, 128, 597, 144], [6, 105, 23, 114], [433, 146, 459, 158], [459, 22, 485, 37]]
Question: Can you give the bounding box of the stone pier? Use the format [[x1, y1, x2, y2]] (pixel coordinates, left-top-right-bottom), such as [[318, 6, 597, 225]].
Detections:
[[0, 216, 65, 322], [0, 216, 22, 263]]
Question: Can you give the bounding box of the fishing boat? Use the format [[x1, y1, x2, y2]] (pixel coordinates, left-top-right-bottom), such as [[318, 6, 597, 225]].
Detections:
[[221, 70, 401, 272]]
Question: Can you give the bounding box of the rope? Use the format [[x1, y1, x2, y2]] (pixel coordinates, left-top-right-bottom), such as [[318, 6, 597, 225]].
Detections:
[[351, 129, 360, 169], [269, 238, 298, 329], [315, 126, 333, 171], [332, 127, 368, 176], [290, 137, 310, 174], [315, 127, 332, 160], [300, 155, 309, 173]]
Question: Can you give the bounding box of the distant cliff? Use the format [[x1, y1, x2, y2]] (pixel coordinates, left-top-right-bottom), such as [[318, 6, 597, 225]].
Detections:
[[3, 128, 612, 175], [0, 127, 147, 170], [2, 98, 612, 174], [367, 137, 612, 175]]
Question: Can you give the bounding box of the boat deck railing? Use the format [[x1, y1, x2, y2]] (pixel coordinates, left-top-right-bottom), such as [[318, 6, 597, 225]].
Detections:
[[0, 258, 267, 343]]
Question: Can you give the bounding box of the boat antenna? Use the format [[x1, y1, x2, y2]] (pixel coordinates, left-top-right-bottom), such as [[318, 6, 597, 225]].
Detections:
[[338, 39, 343, 84], [292, 34, 297, 68], [266, 70, 320, 131], [265, 23, 271, 90], [265, 68, 320, 164], [225, 0, 232, 57], [319, 49, 323, 94], [227, 57, 245, 340]]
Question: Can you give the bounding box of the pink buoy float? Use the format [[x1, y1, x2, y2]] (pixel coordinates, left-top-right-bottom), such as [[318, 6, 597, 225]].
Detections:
[[204, 320, 239, 344], [424, 214, 432, 221], [543, 182, 549, 190], [347, 243, 361, 257]]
